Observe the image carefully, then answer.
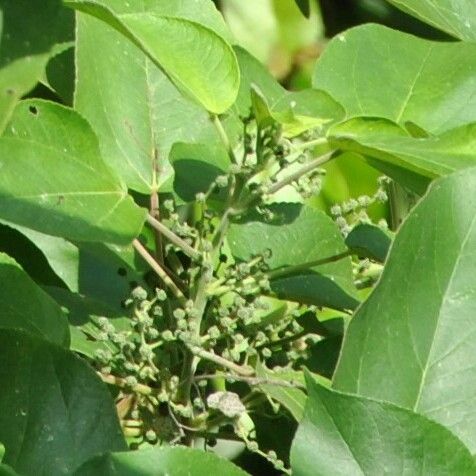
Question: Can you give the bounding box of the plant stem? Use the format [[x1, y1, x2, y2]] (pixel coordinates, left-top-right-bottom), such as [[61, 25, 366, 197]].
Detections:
[[99, 372, 155, 396], [268, 151, 334, 195], [292, 137, 328, 151], [146, 214, 202, 262], [187, 345, 254, 376], [212, 114, 237, 164], [267, 250, 352, 280], [133, 239, 187, 303], [194, 373, 305, 389]]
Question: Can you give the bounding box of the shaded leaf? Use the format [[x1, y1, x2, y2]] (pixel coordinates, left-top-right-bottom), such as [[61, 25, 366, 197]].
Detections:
[[314, 24, 476, 134], [334, 167, 476, 452], [0, 253, 69, 347], [229, 204, 358, 310], [345, 223, 392, 262], [0, 329, 126, 475], [0, 0, 73, 132], [0, 100, 146, 244], [291, 375, 476, 476], [75, 446, 249, 476], [228, 204, 358, 311], [0, 220, 80, 291]]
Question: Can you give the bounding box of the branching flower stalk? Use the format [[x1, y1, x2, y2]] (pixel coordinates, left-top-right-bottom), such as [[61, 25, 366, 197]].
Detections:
[[88, 112, 383, 469]]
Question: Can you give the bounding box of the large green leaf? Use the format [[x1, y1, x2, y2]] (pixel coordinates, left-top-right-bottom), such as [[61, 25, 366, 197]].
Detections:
[[0, 253, 69, 346], [0, 100, 146, 244], [228, 204, 358, 311], [66, 0, 239, 114], [386, 0, 476, 41], [334, 167, 476, 451], [291, 376, 476, 476], [75, 11, 232, 193], [329, 118, 476, 190], [314, 24, 476, 134], [75, 447, 249, 476], [0, 329, 126, 475], [0, 0, 73, 133]]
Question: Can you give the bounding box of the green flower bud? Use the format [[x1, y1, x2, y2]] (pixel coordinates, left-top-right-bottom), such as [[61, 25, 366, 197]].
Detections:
[[125, 376, 138, 388], [155, 289, 167, 301], [215, 175, 228, 188], [262, 347, 272, 358], [162, 330, 175, 341], [131, 286, 148, 301], [173, 308, 186, 320], [145, 429, 157, 442]]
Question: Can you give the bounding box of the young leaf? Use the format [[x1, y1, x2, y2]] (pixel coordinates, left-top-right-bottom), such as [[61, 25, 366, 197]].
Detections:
[[333, 167, 476, 452], [0, 253, 69, 347], [290, 375, 476, 476], [0, 100, 146, 244], [0, 0, 73, 132], [74, 447, 250, 476], [314, 24, 476, 134], [66, 0, 240, 114], [0, 329, 126, 475], [329, 118, 476, 189], [228, 204, 358, 311], [386, 0, 476, 41]]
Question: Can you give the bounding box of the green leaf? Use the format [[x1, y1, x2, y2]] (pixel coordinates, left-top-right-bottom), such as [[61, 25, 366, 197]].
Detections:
[[0, 0, 73, 132], [0, 100, 146, 244], [333, 167, 476, 452], [0, 329, 126, 475], [329, 118, 476, 189], [314, 24, 476, 134], [256, 362, 307, 421], [75, 12, 233, 194], [66, 0, 240, 114], [386, 0, 476, 41], [291, 375, 476, 476], [0, 220, 80, 291], [46, 286, 130, 358], [345, 223, 392, 263], [75, 447, 250, 476], [170, 142, 230, 203], [228, 204, 358, 311], [0, 253, 69, 346]]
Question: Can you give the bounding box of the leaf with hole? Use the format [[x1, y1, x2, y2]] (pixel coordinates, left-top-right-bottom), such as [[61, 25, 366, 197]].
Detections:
[[0, 100, 146, 244]]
